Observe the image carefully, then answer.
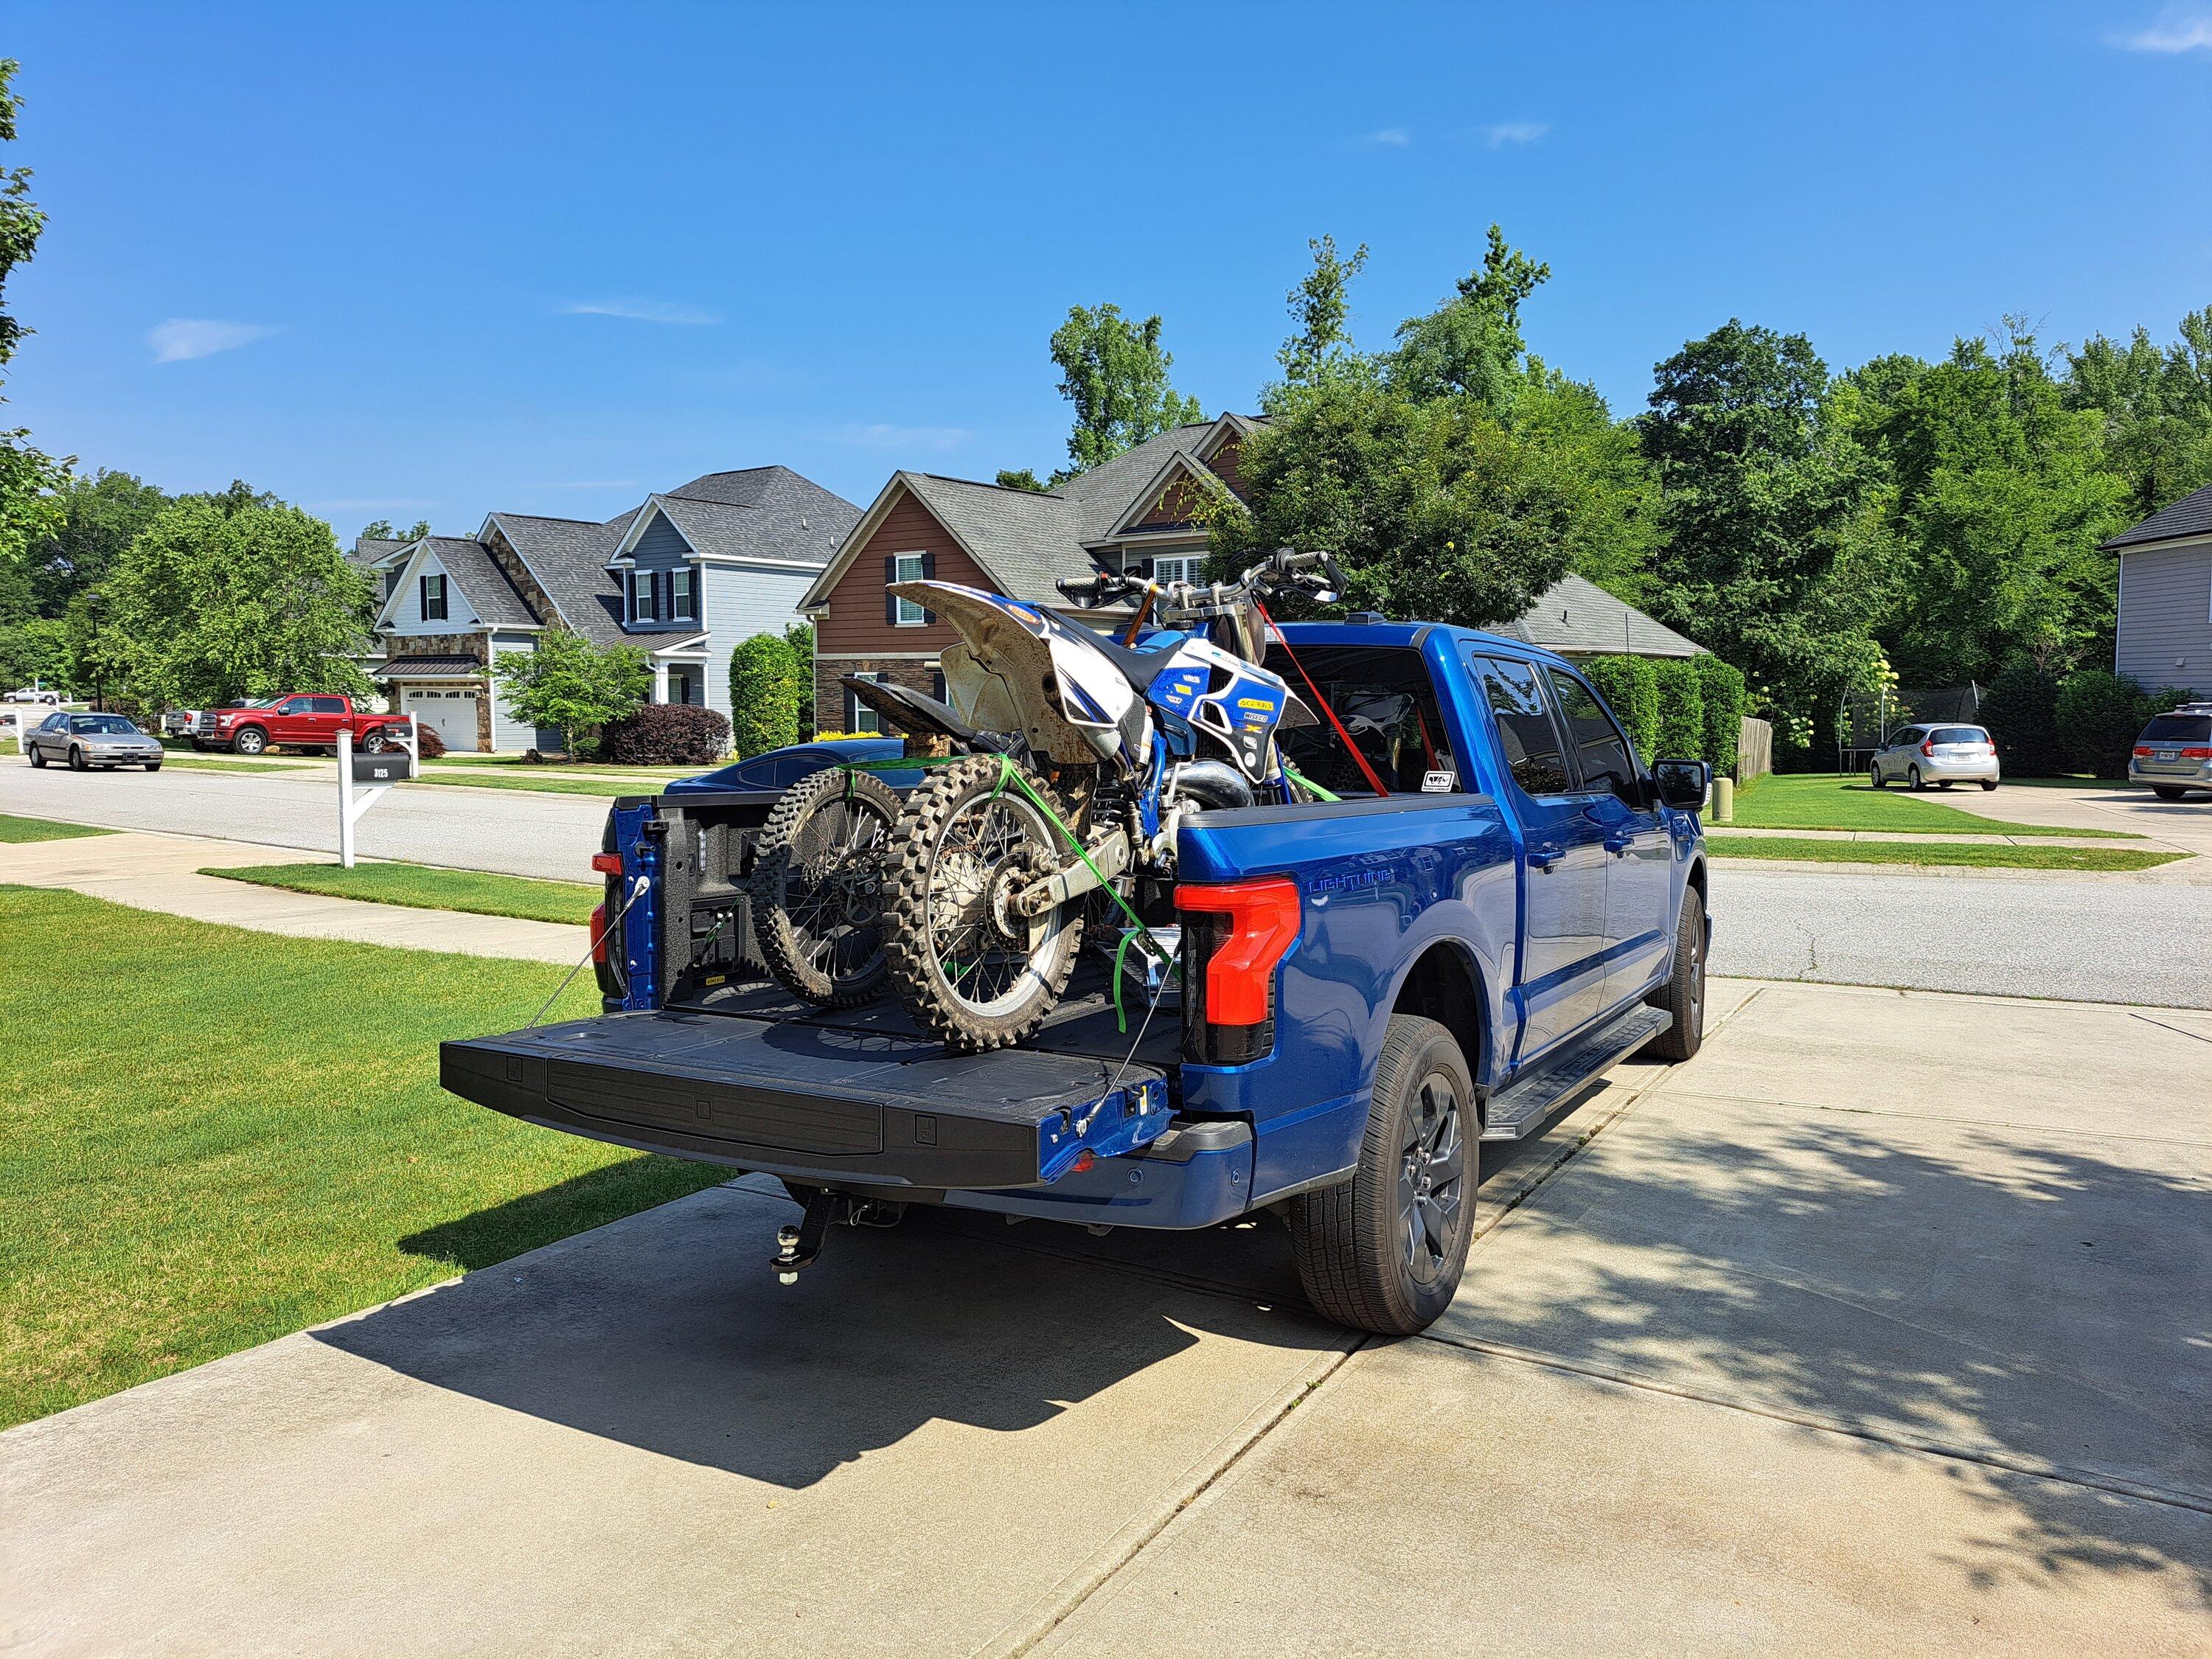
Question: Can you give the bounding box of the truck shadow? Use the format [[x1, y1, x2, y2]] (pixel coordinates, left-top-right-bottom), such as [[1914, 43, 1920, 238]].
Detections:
[[315, 1179, 1335, 1492], [1432, 1110, 2212, 1601]]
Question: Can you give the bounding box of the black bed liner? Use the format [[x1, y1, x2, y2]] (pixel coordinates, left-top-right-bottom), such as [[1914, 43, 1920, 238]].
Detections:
[[441, 965, 1185, 1192]]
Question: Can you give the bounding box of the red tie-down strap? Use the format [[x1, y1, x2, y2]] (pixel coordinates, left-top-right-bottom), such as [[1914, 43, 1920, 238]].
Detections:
[[1256, 600, 1391, 799]]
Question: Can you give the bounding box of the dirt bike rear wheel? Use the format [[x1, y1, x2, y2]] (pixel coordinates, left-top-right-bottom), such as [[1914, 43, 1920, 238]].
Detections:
[[883, 754, 1084, 1052], [749, 766, 900, 1006]]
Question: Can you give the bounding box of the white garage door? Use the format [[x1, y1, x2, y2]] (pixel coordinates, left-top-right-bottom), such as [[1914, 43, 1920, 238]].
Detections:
[[402, 687, 479, 752]]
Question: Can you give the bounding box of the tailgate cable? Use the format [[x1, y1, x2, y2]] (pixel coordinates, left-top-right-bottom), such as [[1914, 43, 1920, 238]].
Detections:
[[527, 872, 650, 1029]]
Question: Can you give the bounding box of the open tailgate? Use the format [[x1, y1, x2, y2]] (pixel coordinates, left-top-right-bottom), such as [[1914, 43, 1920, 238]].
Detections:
[[442, 1008, 1172, 1191]]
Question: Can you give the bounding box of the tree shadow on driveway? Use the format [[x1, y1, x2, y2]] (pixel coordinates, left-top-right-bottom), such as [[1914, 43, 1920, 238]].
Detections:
[[314, 1180, 1338, 1492], [1432, 1092, 2212, 1601]]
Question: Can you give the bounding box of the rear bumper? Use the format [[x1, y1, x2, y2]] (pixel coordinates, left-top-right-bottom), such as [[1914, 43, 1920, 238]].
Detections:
[[1916, 757, 2000, 781], [2129, 759, 2212, 790]]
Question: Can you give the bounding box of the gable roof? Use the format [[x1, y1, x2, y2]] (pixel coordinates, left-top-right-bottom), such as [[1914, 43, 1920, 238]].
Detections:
[[380, 537, 543, 630], [349, 536, 407, 571], [625, 489, 850, 568], [2103, 481, 2212, 552], [1494, 573, 1704, 659], [484, 512, 630, 645]]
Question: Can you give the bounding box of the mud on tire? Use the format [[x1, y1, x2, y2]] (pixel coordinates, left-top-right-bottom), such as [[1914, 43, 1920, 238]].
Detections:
[[749, 765, 900, 1007], [883, 753, 1084, 1052]]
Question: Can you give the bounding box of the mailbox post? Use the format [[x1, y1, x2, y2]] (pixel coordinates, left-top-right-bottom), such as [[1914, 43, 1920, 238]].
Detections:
[[337, 714, 420, 868]]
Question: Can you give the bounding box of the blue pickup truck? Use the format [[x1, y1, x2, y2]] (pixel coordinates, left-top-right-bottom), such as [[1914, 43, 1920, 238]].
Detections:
[[441, 619, 1711, 1336]]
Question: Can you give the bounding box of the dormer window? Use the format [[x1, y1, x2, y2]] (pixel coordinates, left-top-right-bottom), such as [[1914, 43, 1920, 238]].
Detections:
[[420, 573, 448, 622]]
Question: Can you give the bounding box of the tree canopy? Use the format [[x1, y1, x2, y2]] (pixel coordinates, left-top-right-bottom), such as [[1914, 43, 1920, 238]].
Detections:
[[492, 628, 648, 756], [0, 58, 69, 611], [1046, 303, 1203, 479]]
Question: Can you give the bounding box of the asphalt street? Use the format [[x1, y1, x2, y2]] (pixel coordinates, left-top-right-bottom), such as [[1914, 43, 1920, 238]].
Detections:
[[6, 759, 2208, 1007]]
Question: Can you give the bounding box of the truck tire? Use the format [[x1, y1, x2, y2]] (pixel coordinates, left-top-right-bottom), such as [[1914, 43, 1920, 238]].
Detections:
[[1288, 1014, 1474, 1338], [883, 753, 1084, 1053], [2153, 786, 2187, 801], [362, 727, 389, 754], [232, 726, 268, 756], [751, 765, 900, 1007], [1642, 886, 1706, 1062]]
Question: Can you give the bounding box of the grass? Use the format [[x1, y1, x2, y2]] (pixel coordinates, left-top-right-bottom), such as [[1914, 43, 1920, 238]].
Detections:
[[1725, 772, 2135, 838], [0, 886, 726, 1428], [404, 769, 667, 799], [157, 755, 313, 773], [204, 860, 599, 926], [0, 813, 117, 843], [428, 754, 700, 774], [1708, 834, 2183, 873]]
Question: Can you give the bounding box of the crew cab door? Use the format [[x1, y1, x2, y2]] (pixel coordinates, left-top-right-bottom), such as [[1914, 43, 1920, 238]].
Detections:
[[1543, 667, 1673, 1009], [265, 695, 314, 743], [307, 695, 350, 743], [1465, 653, 1613, 1060]]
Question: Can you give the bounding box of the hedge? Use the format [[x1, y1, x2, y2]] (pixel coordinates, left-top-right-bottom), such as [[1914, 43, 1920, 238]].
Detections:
[[1689, 654, 1745, 775], [2055, 671, 2191, 779], [1653, 659, 1705, 762], [1581, 653, 1745, 770], [1581, 656, 1658, 761], [600, 703, 732, 766], [729, 633, 801, 758], [1978, 659, 2061, 776]]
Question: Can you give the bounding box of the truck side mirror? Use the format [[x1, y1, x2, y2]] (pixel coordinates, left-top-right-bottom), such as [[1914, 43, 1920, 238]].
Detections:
[[1651, 758, 1710, 812]]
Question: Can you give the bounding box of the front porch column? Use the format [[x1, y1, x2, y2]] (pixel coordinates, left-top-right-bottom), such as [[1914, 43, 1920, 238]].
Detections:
[[652, 659, 668, 704]]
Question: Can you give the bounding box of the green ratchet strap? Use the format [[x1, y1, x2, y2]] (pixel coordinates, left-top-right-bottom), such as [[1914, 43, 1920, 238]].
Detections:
[[1282, 762, 1340, 802]]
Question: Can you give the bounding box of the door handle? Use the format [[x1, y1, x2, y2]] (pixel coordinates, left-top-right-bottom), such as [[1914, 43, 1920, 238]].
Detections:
[[1603, 832, 1635, 855], [1528, 844, 1562, 872]]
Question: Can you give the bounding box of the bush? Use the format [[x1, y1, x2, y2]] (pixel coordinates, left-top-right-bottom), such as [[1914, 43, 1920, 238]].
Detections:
[[728, 633, 801, 758], [1652, 658, 1705, 762], [1978, 658, 2061, 777], [2055, 671, 2189, 779], [413, 723, 447, 759], [600, 703, 732, 766], [1690, 655, 1745, 775], [1582, 655, 1659, 760]]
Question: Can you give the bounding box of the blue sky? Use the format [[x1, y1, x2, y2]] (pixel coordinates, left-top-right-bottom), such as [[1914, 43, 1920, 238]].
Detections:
[[7, 1, 2211, 538]]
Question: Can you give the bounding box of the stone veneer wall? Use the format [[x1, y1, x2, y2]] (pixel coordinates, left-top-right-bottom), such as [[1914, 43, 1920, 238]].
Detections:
[[815, 655, 937, 733], [375, 629, 493, 750]]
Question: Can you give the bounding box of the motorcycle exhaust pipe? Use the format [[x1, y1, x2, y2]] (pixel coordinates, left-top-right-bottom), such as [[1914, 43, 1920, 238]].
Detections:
[[1173, 760, 1256, 812]]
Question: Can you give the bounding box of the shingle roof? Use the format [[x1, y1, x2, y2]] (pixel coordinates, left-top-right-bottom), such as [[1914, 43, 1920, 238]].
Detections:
[[1054, 422, 1221, 542], [1494, 574, 1705, 659], [650, 490, 849, 567], [391, 536, 540, 630], [349, 536, 406, 571], [899, 473, 1096, 605], [485, 512, 630, 645], [2103, 481, 2212, 552]]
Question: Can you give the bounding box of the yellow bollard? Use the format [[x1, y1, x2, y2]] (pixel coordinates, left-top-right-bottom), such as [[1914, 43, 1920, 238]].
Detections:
[[1714, 776, 1735, 822]]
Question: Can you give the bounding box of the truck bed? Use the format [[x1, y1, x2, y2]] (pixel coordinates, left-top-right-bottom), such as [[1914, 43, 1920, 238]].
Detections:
[[442, 960, 1186, 1193]]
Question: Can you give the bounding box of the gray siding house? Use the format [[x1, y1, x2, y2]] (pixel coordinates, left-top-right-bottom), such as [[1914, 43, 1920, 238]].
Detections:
[[2107, 481, 2212, 698], [361, 467, 859, 751]]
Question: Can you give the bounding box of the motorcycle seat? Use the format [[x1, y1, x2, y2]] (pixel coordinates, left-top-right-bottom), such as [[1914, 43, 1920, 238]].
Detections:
[[1086, 633, 1188, 695]]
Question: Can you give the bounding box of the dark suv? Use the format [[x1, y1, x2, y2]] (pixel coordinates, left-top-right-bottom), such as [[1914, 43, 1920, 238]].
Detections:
[[2129, 703, 2212, 800]]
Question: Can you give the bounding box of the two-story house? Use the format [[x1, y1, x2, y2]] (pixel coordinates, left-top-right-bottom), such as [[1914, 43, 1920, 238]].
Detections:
[[2106, 480, 2212, 698], [796, 414, 1700, 730], [361, 466, 860, 751]]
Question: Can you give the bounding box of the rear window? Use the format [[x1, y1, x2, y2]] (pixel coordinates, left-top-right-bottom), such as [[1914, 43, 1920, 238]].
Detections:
[[2140, 714, 2212, 743], [1932, 726, 1988, 744], [1264, 644, 1451, 795]]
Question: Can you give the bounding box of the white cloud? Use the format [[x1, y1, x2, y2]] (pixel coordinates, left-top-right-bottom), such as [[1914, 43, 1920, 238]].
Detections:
[[2113, 11, 2212, 51], [835, 423, 970, 453], [1479, 122, 1548, 148], [1355, 127, 1413, 148], [559, 299, 720, 325], [148, 319, 277, 364]]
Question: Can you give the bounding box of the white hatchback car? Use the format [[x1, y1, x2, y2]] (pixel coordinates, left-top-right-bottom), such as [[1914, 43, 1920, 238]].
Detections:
[[1870, 723, 2000, 790]]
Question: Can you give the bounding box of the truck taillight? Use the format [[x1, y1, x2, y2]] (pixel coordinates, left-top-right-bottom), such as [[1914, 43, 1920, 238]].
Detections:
[[591, 852, 622, 874], [590, 903, 608, 964], [1176, 877, 1301, 1066]]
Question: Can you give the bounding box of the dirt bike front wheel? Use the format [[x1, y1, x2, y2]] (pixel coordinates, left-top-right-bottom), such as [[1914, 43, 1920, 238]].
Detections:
[[749, 765, 900, 1006], [883, 754, 1084, 1051]]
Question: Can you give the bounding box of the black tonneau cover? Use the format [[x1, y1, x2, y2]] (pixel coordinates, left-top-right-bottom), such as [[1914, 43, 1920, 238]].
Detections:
[[442, 971, 1180, 1192]]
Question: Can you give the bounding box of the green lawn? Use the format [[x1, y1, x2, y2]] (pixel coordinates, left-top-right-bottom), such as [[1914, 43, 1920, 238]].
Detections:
[[204, 860, 598, 926], [0, 886, 725, 1427], [1725, 773, 2135, 838], [158, 756, 313, 774], [428, 754, 701, 775], [1708, 834, 2182, 873], [405, 770, 667, 799], [0, 813, 117, 843]]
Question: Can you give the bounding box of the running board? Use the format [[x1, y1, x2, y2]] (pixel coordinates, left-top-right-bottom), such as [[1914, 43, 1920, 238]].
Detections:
[[1481, 1004, 1672, 1142]]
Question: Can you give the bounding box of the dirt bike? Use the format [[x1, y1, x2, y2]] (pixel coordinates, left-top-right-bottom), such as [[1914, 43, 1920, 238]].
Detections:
[[872, 548, 1346, 1051]]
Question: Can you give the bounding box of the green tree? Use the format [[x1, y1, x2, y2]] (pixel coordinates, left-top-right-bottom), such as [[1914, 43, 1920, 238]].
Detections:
[[1278, 234, 1368, 386], [0, 613, 63, 688], [492, 628, 648, 757], [1047, 303, 1204, 479], [1639, 320, 1884, 736], [1689, 653, 1746, 774], [97, 493, 376, 710], [1388, 223, 1551, 410], [728, 632, 800, 757], [1977, 657, 2062, 776], [23, 469, 168, 619], [0, 59, 69, 613], [358, 517, 431, 544], [782, 619, 815, 734], [994, 468, 1048, 493], [1652, 658, 1705, 761], [2064, 307, 2212, 522], [1582, 655, 1660, 759]]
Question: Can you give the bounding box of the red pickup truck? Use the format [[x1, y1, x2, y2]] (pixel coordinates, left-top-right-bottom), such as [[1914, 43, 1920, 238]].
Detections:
[[191, 694, 410, 756]]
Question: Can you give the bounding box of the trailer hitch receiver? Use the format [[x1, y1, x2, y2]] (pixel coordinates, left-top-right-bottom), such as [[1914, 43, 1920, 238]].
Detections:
[[771, 1189, 905, 1284]]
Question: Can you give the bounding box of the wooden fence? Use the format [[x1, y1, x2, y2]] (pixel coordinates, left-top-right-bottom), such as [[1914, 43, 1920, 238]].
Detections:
[[1736, 716, 1773, 783]]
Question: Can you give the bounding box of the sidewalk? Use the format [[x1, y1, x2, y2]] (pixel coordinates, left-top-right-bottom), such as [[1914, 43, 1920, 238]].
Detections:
[[4, 830, 588, 962]]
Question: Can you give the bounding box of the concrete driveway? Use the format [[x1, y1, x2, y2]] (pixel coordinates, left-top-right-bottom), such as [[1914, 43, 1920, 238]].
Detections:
[[1940, 777, 2212, 855], [6, 978, 2205, 1655]]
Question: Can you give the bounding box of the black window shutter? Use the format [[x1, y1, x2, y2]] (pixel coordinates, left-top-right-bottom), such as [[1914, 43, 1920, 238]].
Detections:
[[883, 555, 899, 625], [624, 571, 634, 621], [418, 574, 428, 617], [658, 570, 672, 623], [919, 553, 937, 624]]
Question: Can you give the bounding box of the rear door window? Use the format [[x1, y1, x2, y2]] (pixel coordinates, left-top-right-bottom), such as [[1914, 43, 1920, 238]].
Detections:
[[1469, 655, 1569, 796], [2140, 714, 2212, 743], [1545, 669, 1639, 800], [1931, 726, 1986, 745], [310, 696, 347, 714]]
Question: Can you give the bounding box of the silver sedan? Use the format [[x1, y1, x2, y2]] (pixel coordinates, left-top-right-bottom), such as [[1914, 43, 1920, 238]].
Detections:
[[1869, 723, 2000, 790], [24, 712, 167, 771]]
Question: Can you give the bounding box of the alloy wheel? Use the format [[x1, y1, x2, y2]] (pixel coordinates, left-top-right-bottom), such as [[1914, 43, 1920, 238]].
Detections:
[[1397, 1071, 1467, 1287]]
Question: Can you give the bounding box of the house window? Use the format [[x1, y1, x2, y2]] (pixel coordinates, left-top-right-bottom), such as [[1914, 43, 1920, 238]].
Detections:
[[631, 571, 655, 622], [672, 568, 695, 622], [420, 573, 448, 622], [893, 553, 928, 625], [1153, 555, 1200, 586], [667, 664, 700, 706], [847, 672, 886, 734]]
